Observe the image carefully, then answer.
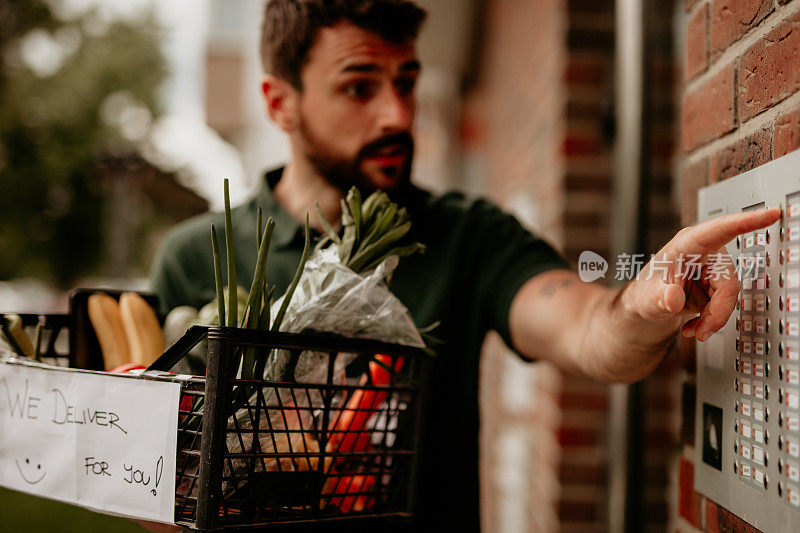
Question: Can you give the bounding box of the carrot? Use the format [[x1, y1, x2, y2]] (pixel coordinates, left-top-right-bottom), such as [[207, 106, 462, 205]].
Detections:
[[328, 355, 404, 454], [325, 474, 376, 512], [321, 355, 406, 512]]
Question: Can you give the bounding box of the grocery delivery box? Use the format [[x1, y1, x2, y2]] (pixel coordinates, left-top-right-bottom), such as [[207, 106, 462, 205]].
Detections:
[[0, 312, 428, 531]]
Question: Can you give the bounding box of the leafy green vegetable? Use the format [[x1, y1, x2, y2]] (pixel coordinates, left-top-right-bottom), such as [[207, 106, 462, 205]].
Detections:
[[315, 187, 426, 275]]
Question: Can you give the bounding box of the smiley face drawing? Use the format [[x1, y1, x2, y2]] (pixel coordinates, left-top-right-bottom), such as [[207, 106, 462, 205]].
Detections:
[[15, 457, 46, 485]]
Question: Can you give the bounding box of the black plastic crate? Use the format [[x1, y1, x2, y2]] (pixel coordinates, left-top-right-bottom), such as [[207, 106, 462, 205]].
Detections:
[[2, 312, 427, 531], [160, 326, 427, 531]]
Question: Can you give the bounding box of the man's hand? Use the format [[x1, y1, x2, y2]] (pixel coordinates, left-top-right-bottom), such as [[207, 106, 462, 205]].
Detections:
[[510, 207, 781, 383], [623, 207, 781, 343]]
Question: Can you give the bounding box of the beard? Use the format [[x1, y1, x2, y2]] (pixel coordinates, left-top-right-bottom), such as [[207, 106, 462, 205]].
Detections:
[[297, 113, 414, 194]]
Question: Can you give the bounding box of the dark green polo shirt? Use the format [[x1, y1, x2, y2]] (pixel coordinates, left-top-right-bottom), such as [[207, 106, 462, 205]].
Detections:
[[150, 168, 570, 531]]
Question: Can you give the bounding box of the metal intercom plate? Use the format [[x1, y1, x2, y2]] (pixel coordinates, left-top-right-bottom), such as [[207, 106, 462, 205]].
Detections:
[[696, 149, 800, 532]]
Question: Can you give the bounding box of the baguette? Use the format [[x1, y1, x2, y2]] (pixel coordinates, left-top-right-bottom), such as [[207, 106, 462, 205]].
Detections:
[[87, 293, 130, 370], [119, 292, 164, 366]]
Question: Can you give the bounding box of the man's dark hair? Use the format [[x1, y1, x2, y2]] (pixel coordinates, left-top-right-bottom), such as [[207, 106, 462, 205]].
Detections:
[[261, 0, 426, 89]]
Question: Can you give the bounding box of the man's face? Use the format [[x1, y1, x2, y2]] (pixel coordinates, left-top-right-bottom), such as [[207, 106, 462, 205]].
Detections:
[[293, 22, 420, 192]]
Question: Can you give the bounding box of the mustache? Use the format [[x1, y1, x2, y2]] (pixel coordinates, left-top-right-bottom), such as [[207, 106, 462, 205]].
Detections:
[[357, 131, 414, 159]]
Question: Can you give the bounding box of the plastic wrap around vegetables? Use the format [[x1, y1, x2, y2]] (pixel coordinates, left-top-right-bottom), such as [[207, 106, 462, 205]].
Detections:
[[264, 187, 426, 381], [201, 181, 426, 379]]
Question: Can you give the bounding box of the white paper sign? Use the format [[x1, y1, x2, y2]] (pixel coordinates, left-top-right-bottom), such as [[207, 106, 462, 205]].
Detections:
[[0, 361, 180, 523]]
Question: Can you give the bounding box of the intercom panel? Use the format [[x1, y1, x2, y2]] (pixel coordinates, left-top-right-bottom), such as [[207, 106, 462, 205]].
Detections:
[[696, 148, 800, 532]]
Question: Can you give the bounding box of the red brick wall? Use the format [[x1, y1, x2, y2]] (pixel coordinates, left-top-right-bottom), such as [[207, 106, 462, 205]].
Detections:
[[676, 1, 800, 531], [466, 0, 681, 531]]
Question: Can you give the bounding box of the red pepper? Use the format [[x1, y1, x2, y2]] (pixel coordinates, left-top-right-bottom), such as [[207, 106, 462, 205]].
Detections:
[[328, 355, 404, 454], [323, 355, 404, 512], [326, 473, 376, 512]]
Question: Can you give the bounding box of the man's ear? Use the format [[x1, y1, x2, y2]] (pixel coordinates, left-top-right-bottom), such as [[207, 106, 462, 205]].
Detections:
[[261, 75, 299, 132]]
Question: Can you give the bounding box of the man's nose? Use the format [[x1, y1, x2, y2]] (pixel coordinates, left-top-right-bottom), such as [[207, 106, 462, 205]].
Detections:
[[376, 86, 413, 133]]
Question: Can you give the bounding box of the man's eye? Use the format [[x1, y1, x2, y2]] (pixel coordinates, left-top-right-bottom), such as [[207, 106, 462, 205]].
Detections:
[[396, 78, 417, 97], [344, 81, 374, 99]]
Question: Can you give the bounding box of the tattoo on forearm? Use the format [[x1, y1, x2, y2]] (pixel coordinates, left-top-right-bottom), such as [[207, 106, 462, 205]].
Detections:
[[541, 278, 576, 299]]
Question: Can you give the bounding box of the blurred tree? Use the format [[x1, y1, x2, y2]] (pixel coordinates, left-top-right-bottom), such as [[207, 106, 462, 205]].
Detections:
[[0, 1, 166, 287]]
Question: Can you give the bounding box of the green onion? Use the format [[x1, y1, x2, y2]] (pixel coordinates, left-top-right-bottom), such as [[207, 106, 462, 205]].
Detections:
[[272, 215, 310, 332], [223, 179, 238, 328], [210, 225, 226, 327], [257, 206, 263, 249], [240, 218, 275, 379], [315, 187, 425, 275]]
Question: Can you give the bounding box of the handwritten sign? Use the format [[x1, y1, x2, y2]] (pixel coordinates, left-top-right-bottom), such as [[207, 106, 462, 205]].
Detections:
[[0, 360, 180, 523]]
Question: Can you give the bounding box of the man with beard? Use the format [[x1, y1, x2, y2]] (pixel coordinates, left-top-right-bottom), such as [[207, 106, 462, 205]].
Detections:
[[150, 0, 779, 530]]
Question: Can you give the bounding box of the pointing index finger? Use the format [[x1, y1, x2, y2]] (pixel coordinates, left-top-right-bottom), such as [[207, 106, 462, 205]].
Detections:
[[679, 207, 781, 254]]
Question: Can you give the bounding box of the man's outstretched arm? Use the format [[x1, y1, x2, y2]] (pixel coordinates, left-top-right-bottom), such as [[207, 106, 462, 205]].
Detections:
[[508, 208, 782, 383]]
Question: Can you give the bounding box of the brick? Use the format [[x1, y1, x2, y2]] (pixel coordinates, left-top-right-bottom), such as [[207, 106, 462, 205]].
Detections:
[[563, 132, 604, 156], [563, 211, 603, 228], [683, 64, 736, 151], [558, 501, 597, 522], [567, 0, 611, 16], [653, 58, 678, 88], [775, 109, 800, 158], [565, 58, 609, 87], [705, 499, 763, 533], [567, 100, 602, 121], [652, 133, 675, 158], [645, 502, 669, 524], [557, 427, 599, 447], [681, 158, 708, 226], [646, 429, 676, 450], [651, 172, 676, 195], [740, 12, 800, 122], [681, 381, 697, 447], [645, 464, 670, 485], [558, 391, 609, 410], [651, 99, 677, 124], [686, 5, 709, 80], [565, 173, 611, 192], [678, 457, 702, 528], [568, 27, 614, 52], [710, 0, 773, 55], [705, 499, 718, 532], [710, 126, 772, 182], [559, 463, 606, 484]]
